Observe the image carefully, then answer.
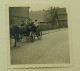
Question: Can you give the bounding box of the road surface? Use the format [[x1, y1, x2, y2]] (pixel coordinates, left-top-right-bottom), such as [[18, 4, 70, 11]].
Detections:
[[10, 28, 70, 64]]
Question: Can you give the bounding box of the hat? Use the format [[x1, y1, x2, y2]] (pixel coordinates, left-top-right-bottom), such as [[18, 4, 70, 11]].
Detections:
[[35, 20, 37, 21], [22, 20, 24, 22]]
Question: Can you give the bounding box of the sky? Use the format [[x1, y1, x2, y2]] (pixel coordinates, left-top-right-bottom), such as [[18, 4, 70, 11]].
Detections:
[[20, 1, 68, 12], [29, 3, 67, 11], [8, 1, 68, 12]]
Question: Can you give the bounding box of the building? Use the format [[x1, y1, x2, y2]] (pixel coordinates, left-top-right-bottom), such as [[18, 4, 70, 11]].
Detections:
[[56, 8, 68, 28], [30, 10, 50, 24], [9, 7, 30, 27], [30, 8, 68, 29]]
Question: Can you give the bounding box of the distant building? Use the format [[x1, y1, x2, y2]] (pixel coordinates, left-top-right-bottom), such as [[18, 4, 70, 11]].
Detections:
[[9, 7, 30, 26], [56, 8, 68, 28], [30, 8, 68, 28], [30, 10, 49, 24]]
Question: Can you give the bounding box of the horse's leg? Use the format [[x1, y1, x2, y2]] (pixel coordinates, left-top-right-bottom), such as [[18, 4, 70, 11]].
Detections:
[[14, 38, 16, 47]]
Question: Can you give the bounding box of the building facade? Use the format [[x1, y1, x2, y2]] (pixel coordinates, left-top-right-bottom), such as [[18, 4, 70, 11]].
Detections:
[[9, 7, 30, 27], [30, 8, 68, 29], [56, 8, 68, 28]]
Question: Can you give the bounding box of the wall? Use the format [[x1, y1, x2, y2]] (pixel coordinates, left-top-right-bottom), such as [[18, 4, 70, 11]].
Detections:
[[9, 7, 30, 17], [9, 7, 30, 27]]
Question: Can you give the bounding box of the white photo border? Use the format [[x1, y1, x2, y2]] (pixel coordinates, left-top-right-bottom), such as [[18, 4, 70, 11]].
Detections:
[[6, 3, 72, 69]]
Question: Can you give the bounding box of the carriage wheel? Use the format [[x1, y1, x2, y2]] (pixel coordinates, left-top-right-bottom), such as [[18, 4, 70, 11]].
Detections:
[[37, 31, 42, 40], [29, 32, 35, 42]]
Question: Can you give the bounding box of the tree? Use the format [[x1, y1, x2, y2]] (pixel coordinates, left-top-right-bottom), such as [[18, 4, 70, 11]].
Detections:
[[45, 7, 58, 29]]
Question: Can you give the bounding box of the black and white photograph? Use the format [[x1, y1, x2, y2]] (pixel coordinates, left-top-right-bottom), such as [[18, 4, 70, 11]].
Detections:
[[8, 4, 70, 67]]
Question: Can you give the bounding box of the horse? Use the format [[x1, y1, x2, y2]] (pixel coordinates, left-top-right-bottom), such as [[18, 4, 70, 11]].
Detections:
[[10, 24, 31, 47], [10, 25, 20, 47], [10, 22, 42, 47]]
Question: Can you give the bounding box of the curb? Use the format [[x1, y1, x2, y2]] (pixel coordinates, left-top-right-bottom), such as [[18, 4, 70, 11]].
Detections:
[[42, 29, 61, 35]]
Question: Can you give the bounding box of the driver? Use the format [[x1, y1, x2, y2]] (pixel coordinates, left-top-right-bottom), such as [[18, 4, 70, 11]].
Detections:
[[34, 20, 39, 27], [33, 20, 39, 31]]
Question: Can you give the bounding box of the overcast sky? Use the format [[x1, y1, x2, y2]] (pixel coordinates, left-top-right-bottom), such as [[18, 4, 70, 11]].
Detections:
[[29, 4, 67, 12], [22, 1, 68, 11], [9, 1, 68, 12]]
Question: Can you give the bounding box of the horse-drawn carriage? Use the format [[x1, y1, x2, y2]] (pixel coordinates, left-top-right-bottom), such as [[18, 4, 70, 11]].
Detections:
[[10, 19, 42, 47]]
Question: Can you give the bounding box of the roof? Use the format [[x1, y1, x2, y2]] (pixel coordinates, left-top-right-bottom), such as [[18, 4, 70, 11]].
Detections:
[[29, 8, 67, 22], [30, 10, 47, 22], [56, 8, 67, 14]]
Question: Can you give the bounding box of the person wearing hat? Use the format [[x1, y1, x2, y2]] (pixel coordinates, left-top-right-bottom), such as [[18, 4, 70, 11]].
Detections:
[[33, 20, 39, 33], [34, 20, 39, 27], [21, 20, 25, 26]]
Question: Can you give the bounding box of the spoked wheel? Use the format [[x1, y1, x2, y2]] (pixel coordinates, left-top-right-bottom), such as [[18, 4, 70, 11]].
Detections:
[[37, 31, 42, 40], [29, 32, 35, 42]]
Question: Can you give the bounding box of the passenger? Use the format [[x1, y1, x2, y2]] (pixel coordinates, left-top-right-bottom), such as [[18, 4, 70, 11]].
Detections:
[[20, 20, 25, 29], [20, 20, 25, 35]]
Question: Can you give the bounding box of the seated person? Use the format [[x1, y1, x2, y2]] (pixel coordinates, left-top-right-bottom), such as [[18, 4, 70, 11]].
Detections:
[[34, 20, 39, 27], [20, 20, 25, 35], [20, 20, 25, 29], [33, 20, 39, 32]]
